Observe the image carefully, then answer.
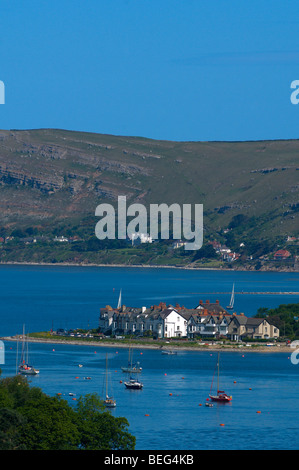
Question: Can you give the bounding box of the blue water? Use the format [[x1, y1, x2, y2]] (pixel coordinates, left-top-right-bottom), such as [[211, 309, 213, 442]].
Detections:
[[0, 264, 298, 336], [1, 342, 299, 450], [0, 265, 298, 450]]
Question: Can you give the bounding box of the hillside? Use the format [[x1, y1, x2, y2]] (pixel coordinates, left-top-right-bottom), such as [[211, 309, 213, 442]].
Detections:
[[0, 128, 298, 269]]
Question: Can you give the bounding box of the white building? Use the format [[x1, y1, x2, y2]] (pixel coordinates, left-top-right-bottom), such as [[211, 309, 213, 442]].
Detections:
[[130, 232, 153, 245], [162, 308, 188, 338]]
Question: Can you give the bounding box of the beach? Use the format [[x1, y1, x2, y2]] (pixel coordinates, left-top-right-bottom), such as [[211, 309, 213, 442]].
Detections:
[[1, 335, 294, 354]]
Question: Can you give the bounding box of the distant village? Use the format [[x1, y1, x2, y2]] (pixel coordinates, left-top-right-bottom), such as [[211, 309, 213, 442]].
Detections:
[[1, 231, 297, 265], [99, 298, 280, 342]]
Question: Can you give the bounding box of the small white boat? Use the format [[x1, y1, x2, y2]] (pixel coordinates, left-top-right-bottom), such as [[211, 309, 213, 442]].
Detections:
[[18, 363, 39, 375], [103, 353, 116, 407], [121, 346, 142, 373], [121, 362, 142, 373], [104, 395, 117, 408], [161, 350, 177, 355], [124, 377, 143, 390], [227, 283, 235, 310], [17, 325, 39, 375]]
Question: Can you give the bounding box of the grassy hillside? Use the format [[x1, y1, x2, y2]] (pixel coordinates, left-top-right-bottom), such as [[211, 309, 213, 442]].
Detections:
[[0, 128, 297, 268]]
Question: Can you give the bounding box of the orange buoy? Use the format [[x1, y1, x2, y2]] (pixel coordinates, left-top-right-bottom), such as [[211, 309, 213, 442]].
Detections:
[[199, 403, 202, 406], [145, 414, 150, 417], [75, 377, 79, 379], [249, 388, 252, 390], [233, 381, 236, 383], [169, 393, 173, 396], [120, 380, 123, 383], [220, 423, 225, 426], [256, 411, 261, 413]]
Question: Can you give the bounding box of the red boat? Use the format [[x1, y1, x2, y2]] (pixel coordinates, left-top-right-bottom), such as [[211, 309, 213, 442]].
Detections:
[[208, 352, 232, 403], [209, 391, 232, 402]]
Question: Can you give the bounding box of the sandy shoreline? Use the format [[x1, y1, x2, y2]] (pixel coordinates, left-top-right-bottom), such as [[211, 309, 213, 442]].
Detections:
[[1, 335, 293, 354]]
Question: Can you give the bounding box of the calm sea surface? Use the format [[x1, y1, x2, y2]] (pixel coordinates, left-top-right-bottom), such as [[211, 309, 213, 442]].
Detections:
[[0, 264, 298, 336], [0, 264, 299, 450]]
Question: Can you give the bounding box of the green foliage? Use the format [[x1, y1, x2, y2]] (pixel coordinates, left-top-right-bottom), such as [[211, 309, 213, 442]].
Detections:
[[255, 303, 299, 339], [192, 243, 218, 261], [228, 214, 249, 229], [0, 376, 135, 450], [76, 394, 135, 450]]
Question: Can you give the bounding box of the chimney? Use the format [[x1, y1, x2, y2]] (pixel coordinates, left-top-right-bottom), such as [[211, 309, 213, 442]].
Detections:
[[199, 300, 203, 305], [142, 306, 146, 313], [216, 300, 219, 304], [206, 300, 210, 304]]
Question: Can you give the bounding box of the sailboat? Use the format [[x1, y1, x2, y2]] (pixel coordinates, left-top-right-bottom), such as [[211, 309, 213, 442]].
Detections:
[[117, 289, 122, 309], [161, 349, 177, 355], [226, 283, 235, 310], [123, 344, 143, 389], [17, 325, 39, 376], [124, 376, 143, 389], [121, 345, 142, 373], [208, 352, 232, 403], [103, 353, 116, 408]]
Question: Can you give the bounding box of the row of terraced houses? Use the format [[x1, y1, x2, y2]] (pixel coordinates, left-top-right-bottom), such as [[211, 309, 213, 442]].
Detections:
[[99, 299, 279, 341]]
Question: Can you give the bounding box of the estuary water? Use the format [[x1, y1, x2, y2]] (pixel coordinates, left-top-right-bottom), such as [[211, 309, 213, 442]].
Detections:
[[1, 342, 299, 450], [0, 264, 298, 336], [0, 264, 298, 450]]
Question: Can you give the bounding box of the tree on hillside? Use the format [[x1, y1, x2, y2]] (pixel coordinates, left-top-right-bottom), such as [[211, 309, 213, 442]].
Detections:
[[0, 375, 135, 450], [255, 303, 299, 340]]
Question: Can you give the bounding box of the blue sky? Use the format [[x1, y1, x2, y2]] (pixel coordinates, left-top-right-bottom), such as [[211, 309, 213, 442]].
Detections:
[[0, 0, 299, 141]]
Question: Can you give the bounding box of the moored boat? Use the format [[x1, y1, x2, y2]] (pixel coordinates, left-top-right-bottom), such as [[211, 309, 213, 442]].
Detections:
[[208, 352, 232, 403], [103, 353, 116, 407], [124, 377, 143, 389], [121, 345, 142, 373], [17, 325, 39, 375], [227, 283, 235, 310]]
